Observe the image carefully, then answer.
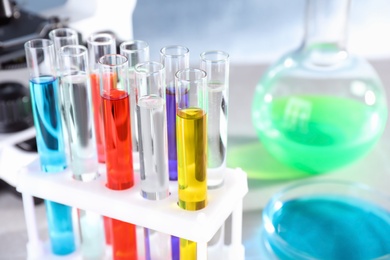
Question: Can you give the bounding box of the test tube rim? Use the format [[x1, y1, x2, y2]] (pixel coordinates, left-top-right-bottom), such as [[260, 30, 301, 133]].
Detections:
[[98, 54, 128, 67], [160, 45, 190, 57], [87, 32, 116, 46], [134, 61, 165, 75], [200, 50, 230, 63], [24, 38, 53, 50], [175, 67, 207, 83], [59, 44, 88, 58], [48, 28, 78, 40], [120, 40, 149, 53]]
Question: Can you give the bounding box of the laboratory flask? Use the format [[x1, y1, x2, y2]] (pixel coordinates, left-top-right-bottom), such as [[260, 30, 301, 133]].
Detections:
[[252, 0, 387, 173]]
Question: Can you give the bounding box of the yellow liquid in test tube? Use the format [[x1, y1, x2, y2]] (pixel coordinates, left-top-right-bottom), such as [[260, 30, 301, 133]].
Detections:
[[177, 108, 207, 259], [176, 107, 208, 210], [180, 239, 197, 260]]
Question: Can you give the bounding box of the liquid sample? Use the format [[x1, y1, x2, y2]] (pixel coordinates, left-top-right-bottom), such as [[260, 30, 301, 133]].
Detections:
[[45, 200, 75, 255], [90, 73, 105, 163], [61, 73, 98, 181], [102, 89, 134, 190], [266, 196, 390, 259], [166, 85, 178, 180], [78, 209, 106, 260], [128, 69, 139, 152], [137, 95, 169, 200], [103, 216, 112, 245], [180, 238, 196, 260], [171, 236, 179, 260], [254, 95, 385, 173], [207, 82, 228, 188], [29, 76, 67, 172], [176, 107, 207, 210], [111, 218, 138, 260]]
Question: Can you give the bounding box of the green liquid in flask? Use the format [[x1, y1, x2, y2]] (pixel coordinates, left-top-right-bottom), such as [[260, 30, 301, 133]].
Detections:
[[254, 95, 386, 173]]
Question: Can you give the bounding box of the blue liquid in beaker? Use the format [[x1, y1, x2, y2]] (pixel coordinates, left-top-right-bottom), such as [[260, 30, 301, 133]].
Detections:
[[265, 196, 390, 259]]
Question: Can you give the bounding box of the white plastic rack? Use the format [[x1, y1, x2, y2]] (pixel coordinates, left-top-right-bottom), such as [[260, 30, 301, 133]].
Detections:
[[16, 158, 248, 260]]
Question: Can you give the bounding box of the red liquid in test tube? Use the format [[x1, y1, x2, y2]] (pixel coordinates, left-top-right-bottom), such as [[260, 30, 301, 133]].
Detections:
[[100, 63, 137, 258], [102, 88, 134, 190]]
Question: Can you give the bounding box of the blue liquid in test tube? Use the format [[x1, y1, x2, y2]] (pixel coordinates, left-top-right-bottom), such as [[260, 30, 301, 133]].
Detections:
[[29, 76, 67, 172], [45, 201, 76, 255], [29, 76, 76, 255]]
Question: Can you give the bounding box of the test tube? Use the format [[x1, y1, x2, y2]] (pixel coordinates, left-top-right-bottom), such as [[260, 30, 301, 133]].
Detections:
[[87, 33, 117, 164], [200, 51, 230, 188], [49, 28, 79, 61], [59, 45, 106, 259], [135, 61, 169, 199], [175, 68, 208, 259], [120, 40, 150, 159], [87, 33, 117, 245], [160, 45, 189, 260], [160, 45, 190, 181], [24, 39, 75, 255], [99, 54, 138, 260], [49, 28, 79, 159], [59, 45, 98, 181], [99, 54, 134, 190]]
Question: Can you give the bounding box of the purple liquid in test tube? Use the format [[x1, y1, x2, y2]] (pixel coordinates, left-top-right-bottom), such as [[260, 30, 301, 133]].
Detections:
[[160, 45, 190, 181], [160, 45, 189, 260], [166, 85, 178, 180]]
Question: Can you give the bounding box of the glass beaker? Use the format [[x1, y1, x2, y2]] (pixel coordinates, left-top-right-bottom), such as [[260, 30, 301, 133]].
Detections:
[[252, 0, 387, 174], [261, 180, 390, 259]]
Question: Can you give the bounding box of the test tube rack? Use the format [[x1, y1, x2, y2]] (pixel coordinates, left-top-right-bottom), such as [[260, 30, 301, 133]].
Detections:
[[16, 158, 248, 260]]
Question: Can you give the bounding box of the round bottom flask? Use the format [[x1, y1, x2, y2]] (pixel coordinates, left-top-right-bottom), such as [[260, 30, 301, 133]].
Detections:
[[252, 0, 387, 173]]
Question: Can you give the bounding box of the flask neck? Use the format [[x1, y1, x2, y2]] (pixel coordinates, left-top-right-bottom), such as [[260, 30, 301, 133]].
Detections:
[[302, 0, 350, 52]]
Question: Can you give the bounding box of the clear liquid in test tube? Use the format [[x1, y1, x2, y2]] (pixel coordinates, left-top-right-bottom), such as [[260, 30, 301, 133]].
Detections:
[[135, 61, 169, 200], [59, 45, 98, 181], [120, 40, 150, 170], [200, 50, 230, 189]]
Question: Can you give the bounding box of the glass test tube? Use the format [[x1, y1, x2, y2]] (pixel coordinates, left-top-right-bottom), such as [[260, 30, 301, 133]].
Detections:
[[87, 33, 117, 245], [87, 33, 117, 164], [99, 54, 134, 190], [99, 54, 138, 260], [175, 68, 208, 260], [49, 28, 79, 60], [120, 40, 150, 157], [160, 45, 190, 181], [134, 62, 169, 258], [200, 51, 230, 188], [49, 28, 79, 158], [59, 45, 98, 181], [24, 39, 75, 255], [135, 61, 169, 199], [160, 45, 189, 260], [59, 45, 106, 259]]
